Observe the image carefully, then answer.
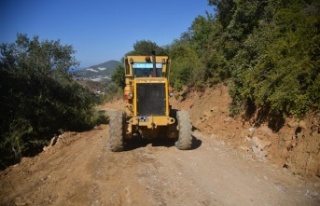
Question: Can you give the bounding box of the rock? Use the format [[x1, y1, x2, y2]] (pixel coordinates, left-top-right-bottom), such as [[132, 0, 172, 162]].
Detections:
[[252, 136, 272, 150], [252, 145, 268, 160], [250, 136, 271, 160], [287, 121, 299, 128], [298, 120, 307, 129], [250, 136, 272, 160], [43, 146, 49, 152]]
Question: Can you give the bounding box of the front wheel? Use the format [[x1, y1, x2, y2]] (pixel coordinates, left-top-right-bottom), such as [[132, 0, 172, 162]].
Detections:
[[175, 110, 192, 150], [109, 111, 125, 152]]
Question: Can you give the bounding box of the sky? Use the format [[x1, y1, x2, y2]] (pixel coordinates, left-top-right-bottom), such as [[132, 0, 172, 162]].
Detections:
[[0, 0, 214, 68]]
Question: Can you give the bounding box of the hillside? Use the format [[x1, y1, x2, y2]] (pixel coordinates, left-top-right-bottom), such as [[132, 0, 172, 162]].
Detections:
[[73, 60, 121, 82], [170, 84, 320, 179], [1, 86, 319, 205]]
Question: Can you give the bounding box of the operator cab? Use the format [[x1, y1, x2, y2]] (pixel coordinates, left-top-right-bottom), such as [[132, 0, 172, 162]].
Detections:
[[132, 62, 162, 77]]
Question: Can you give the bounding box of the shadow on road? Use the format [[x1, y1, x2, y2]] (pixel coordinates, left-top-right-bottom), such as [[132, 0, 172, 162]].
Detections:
[[124, 136, 202, 151]]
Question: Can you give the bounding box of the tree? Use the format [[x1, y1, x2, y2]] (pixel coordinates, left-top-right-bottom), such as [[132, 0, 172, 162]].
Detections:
[[126, 40, 167, 56], [208, 0, 235, 29], [229, 0, 320, 121], [0, 34, 100, 169], [111, 65, 125, 88]]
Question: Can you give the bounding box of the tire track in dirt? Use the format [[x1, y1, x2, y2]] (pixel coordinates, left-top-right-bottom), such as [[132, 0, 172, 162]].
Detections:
[[1, 123, 319, 206]]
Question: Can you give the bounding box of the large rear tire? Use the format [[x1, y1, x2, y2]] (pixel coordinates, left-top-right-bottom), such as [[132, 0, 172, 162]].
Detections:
[[109, 111, 125, 152], [175, 110, 192, 150]]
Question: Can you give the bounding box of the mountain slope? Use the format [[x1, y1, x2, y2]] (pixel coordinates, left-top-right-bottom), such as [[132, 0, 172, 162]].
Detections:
[[73, 60, 121, 81]]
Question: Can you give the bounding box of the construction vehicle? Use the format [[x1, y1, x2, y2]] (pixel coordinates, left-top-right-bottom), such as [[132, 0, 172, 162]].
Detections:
[[109, 51, 192, 151]]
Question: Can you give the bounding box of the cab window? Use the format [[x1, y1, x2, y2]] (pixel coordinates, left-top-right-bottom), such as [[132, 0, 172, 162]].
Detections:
[[132, 63, 162, 77]]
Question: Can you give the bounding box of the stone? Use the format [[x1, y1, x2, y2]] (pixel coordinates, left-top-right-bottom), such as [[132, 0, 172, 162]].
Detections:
[[298, 120, 307, 129], [252, 145, 268, 160], [252, 136, 272, 150]]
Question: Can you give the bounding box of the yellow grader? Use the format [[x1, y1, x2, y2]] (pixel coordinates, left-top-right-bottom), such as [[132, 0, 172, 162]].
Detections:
[[109, 52, 192, 151]]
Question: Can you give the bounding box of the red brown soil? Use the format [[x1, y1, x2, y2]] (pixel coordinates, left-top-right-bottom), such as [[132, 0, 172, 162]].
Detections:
[[171, 84, 320, 178], [0, 85, 319, 205]]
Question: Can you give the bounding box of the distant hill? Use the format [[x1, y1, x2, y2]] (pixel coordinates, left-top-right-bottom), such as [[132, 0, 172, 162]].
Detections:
[[72, 60, 121, 82]]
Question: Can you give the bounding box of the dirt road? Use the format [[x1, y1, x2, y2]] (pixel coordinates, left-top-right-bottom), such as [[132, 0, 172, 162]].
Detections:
[[0, 120, 319, 206]]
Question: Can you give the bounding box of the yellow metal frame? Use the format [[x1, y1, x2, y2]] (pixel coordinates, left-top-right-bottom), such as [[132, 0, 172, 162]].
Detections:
[[124, 55, 175, 129], [125, 55, 170, 78]]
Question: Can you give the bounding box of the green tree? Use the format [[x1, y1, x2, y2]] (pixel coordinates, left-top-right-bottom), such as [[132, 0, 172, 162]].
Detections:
[[126, 40, 167, 56], [229, 0, 320, 122], [111, 65, 125, 88], [208, 0, 235, 29], [169, 41, 204, 89], [0, 34, 100, 168], [190, 14, 229, 84]]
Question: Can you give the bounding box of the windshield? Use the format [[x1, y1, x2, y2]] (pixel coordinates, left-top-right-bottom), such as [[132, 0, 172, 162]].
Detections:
[[133, 63, 162, 77]]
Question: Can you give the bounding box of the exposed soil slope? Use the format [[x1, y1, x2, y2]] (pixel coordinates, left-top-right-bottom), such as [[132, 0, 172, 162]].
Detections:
[[171, 84, 320, 178], [1, 85, 320, 205]]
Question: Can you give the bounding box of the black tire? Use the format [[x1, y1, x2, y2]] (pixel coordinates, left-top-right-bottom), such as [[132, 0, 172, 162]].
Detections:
[[109, 110, 125, 152], [175, 110, 192, 150]]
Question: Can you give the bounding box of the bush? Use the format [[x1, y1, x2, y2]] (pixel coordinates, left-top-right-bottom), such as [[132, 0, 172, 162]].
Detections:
[[0, 34, 102, 169]]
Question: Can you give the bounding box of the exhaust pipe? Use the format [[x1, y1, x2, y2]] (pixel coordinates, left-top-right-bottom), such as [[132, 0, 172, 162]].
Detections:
[[152, 50, 156, 77]]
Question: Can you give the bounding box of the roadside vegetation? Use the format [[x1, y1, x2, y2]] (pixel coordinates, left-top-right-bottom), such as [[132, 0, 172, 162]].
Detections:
[[1, 0, 319, 169], [113, 0, 320, 126], [171, 0, 319, 120], [0, 34, 107, 169]]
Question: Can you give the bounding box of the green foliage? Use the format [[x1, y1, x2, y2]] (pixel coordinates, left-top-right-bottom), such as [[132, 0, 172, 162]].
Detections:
[[166, 0, 319, 125], [208, 0, 235, 28], [228, 0, 320, 121], [103, 82, 122, 101], [126, 40, 168, 56], [0, 34, 102, 169], [111, 65, 125, 88], [117, 0, 320, 126], [169, 42, 204, 90]]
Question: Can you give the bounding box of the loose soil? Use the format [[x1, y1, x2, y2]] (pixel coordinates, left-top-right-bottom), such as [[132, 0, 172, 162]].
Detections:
[[1, 85, 319, 206]]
